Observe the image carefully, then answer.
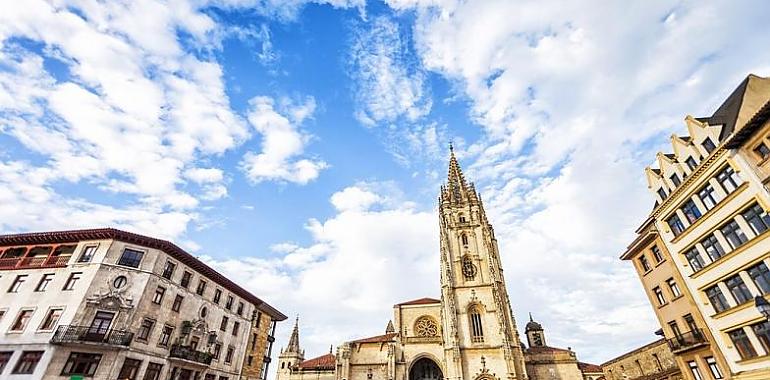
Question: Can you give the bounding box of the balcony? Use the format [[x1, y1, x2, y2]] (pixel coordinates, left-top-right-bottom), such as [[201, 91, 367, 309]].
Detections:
[[0, 255, 71, 270], [667, 329, 709, 353], [50, 325, 133, 347], [169, 344, 213, 366]]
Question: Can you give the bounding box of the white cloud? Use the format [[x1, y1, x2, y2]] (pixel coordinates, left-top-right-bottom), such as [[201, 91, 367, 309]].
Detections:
[[240, 96, 328, 184], [330, 186, 382, 212]]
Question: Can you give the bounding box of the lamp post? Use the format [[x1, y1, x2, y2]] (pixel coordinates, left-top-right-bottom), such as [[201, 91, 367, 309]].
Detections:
[[754, 296, 770, 320]]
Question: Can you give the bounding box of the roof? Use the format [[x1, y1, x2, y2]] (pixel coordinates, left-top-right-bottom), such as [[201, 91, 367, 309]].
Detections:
[[350, 332, 397, 344], [298, 353, 336, 370], [396, 297, 440, 306], [725, 99, 770, 148], [0, 228, 287, 321], [696, 74, 770, 141], [578, 362, 603, 373], [600, 338, 666, 366], [526, 345, 571, 354]]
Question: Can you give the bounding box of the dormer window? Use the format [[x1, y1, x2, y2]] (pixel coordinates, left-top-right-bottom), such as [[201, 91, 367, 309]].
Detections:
[[670, 174, 681, 187], [702, 137, 716, 154], [685, 157, 697, 171], [657, 188, 667, 200]]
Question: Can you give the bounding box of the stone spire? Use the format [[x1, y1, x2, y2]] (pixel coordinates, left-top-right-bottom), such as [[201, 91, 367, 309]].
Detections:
[[385, 320, 395, 334], [441, 144, 477, 205], [286, 316, 301, 353]]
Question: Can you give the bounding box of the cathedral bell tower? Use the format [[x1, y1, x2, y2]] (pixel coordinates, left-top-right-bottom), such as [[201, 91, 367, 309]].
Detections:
[[438, 146, 528, 380], [277, 317, 304, 379]]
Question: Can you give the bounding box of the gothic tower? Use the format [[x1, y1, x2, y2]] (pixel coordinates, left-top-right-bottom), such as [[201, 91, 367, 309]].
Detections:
[[438, 146, 528, 380], [277, 317, 304, 379], [525, 314, 546, 348]]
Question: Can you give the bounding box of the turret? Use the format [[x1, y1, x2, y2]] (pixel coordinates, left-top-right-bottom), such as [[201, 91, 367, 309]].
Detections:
[[525, 313, 546, 347]]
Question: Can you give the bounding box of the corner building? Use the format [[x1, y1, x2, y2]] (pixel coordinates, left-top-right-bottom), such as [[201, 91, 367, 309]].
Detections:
[[0, 228, 286, 379]]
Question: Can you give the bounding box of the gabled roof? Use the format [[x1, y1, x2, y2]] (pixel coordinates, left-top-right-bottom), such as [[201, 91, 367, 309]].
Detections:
[[578, 362, 603, 373], [695, 74, 770, 141], [0, 228, 287, 320], [298, 353, 336, 370], [725, 99, 770, 148], [396, 297, 440, 306], [350, 332, 397, 344]]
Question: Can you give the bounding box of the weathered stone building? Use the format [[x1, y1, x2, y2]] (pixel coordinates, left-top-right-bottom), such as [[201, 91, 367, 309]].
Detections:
[[601, 338, 682, 380]]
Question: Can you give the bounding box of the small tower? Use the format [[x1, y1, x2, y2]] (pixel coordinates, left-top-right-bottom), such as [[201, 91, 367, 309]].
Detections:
[[525, 313, 546, 347], [277, 316, 304, 379]]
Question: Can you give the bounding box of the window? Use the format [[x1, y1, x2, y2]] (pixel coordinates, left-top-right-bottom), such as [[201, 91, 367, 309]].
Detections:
[[137, 318, 155, 341], [117, 248, 144, 268], [751, 321, 770, 354], [700, 235, 725, 261], [651, 353, 662, 371], [716, 166, 742, 193], [667, 278, 681, 298], [233, 321, 240, 336], [78, 245, 97, 263], [686, 157, 697, 170], [172, 295, 184, 312], [251, 333, 258, 350], [255, 311, 262, 328], [755, 142, 770, 160], [248, 355, 254, 366], [667, 214, 685, 236], [670, 173, 681, 187], [214, 289, 222, 304], [721, 219, 749, 249], [725, 274, 753, 304], [0, 351, 12, 374], [113, 275, 127, 289], [684, 247, 706, 272], [226, 295, 234, 310], [118, 358, 142, 380], [61, 352, 101, 376], [669, 320, 681, 337], [225, 346, 234, 364], [196, 280, 207, 296], [220, 377, 230, 380], [62, 272, 82, 291], [213, 343, 222, 360], [683, 314, 698, 332], [10, 309, 34, 332], [206, 375, 216, 380], [653, 287, 666, 305], [13, 351, 43, 374], [158, 325, 173, 347], [702, 137, 716, 153], [728, 328, 758, 359], [35, 273, 54, 292], [153, 287, 165, 304], [748, 262, 770, 294], [237, 302, 244, 316], [143, 363, 163, 380], [461, 233, 469, 246], [162, 261, 176, 279], [639, 256, 651, 272], [687, 361, 703, 380], [469, 306, 484, 343], [706, 285, 730, 313], [657, 187, 667, 200], [700, 185, 720, 211], [39, 308, 63, 331], [651, 245, 664, 263], [220, 316, 229, 331], [8, 274, 28, 293], [742, 203, 770, 235], [181, 271, 192, 288], [681, 200, 702, 224], [705, 356, 723, 379]]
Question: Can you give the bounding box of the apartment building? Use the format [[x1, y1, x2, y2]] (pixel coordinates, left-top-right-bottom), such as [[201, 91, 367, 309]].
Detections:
[[0, 228, 286, 379], [629, 74, 770, 380]]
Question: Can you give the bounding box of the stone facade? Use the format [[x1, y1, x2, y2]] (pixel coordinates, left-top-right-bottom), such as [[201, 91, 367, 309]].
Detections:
[[601, 339, 682, 380]]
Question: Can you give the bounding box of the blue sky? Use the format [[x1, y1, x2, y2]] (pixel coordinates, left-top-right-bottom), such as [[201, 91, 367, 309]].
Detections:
[[2, 0, 770, 370]]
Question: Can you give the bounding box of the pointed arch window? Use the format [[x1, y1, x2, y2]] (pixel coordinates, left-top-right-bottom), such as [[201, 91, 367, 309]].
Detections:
[[469, 306, 484, 343]]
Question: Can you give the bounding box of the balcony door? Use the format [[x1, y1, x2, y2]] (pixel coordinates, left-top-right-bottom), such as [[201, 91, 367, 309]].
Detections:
[[86, 311, 114, 341]]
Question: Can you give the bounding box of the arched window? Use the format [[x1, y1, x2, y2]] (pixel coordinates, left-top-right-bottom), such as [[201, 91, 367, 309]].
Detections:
[[461, 233, 469, 246], [459, 214, 467, 223], [468, 306, 484, 343]]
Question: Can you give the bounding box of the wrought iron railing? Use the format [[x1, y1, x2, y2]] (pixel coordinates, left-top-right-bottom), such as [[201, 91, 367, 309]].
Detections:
[[667, 329, 708, 353], [169, 344, 213, 365], [50, 325, 133, 347], [0, 255, 70, 270]]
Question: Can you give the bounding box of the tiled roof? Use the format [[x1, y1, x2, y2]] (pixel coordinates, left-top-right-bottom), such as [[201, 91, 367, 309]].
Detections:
[[397, 297, 440, 306], [299, 354, 336, 370], [0, 228, 287, 320], [578, 362, 603, 373], [526, 345, 571, 354], [351, 333, 397, 344]]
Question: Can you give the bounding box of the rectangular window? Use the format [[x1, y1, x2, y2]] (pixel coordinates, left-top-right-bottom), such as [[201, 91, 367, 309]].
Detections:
[[702, 137, 716, 154], [748, 262, 770, 294], [78, 245, 97, 263], [725, 274, 753, 304], [225, 346, 234, 364], [720, 220, 748, 249], [681, 199, 702, 224], [213, 343, 222, 360], [657, 187, 667, 200], [669, 320, 682, 337], [233, 321, 240, 336], [700, 235, 725, 261], [667, 214, 686, 236], [667, 278, 681, 298], [755, 142, 770, 160], [181, 271, 192, 288], [205, 375, 216, 380], [705, 356, 723, 379], [653, 286, 666, 305], [742, 203, 770, 235], [686, 157, 698, 170], [670, 173, 681, 187], [39, 308, 63, 331], [172, 295, 184, 312], [137, 318, 155, 341], [158, 325, 173, 347], [698, 184, 719, 211], [214, 289, 222, 304], [237, 302, 244, 316], [0, 351, 12, 374], [728, 328, 758, 359], [61, 352, 101, 376], [13, 351, 43, 374], [162, 261, 176, 280], [10, 309, 34, 332], [684, 247, 706, 272], [639, 256, 651, 272], [196, 280, 207, 296], [651, 245, 664, 263], [62, 272, 82, 291], [8, 274, 28, 293], [688, 361, 703, 380], [117, 248, 144, 268], [683, 314, 698, 332], [153, 287, 165, 304], [716, 166, 742, 193], [142, 363, 163, 380], [35, 273, 54, 292], [706, 285, 730, 313], [118, 358, 142, 380], [220, 316, 229, 331], [256, 311, 262, 328], [752, 321, 770, 355], [226, 295, 234, 310]]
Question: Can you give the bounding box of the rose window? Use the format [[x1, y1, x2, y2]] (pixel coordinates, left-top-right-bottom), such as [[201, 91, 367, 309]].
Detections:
[[415, 317, 439, 337]]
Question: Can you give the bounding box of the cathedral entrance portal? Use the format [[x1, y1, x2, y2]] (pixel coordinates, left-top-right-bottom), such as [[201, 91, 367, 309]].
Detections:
[[409, 357, 443, 380]]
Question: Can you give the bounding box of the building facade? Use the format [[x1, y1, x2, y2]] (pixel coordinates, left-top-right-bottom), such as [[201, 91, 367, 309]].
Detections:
[[628, 74, 770, 380], [601, 338, 682, 380], [275, 151, 600, 380], [0, 228, 286, 379]]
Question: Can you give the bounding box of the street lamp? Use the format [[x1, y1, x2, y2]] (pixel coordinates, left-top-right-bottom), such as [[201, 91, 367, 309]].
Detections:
[[754, 296, 770, 320]]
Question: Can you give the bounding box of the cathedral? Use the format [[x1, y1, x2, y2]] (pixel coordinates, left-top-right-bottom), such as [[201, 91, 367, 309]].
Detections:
[[276, 150, 603, 380]]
